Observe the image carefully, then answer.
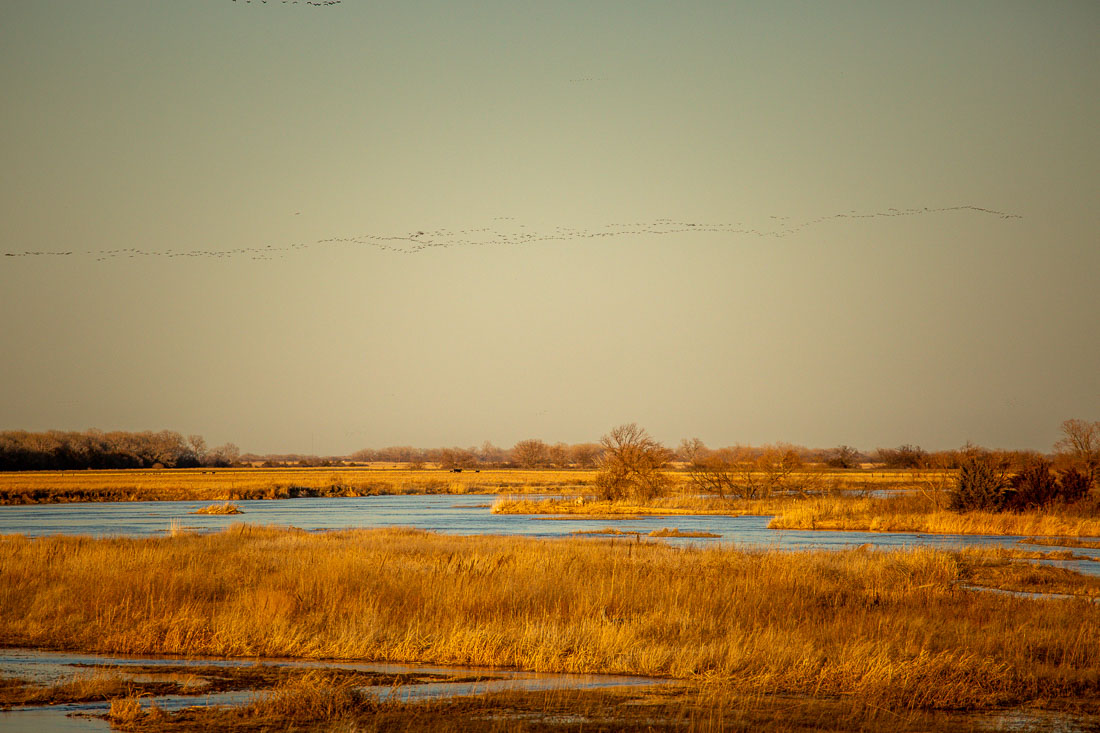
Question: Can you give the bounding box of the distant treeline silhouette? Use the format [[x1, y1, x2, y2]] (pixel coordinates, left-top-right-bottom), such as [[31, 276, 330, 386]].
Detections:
[[0, 430, 239, 471], [4, 428, 1081, 475]]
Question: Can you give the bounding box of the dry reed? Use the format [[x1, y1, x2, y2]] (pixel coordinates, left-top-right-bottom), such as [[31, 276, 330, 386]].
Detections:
[[0, 467, 596, 504], [0, 467, 941, 505], [768, 495, 1100, 537], [190, 502, 242, 515], [648, 528, 721, 538], [107, 679, 1038, 732], [497, 493, 1100, 538], [2, 527, 1098, 713]]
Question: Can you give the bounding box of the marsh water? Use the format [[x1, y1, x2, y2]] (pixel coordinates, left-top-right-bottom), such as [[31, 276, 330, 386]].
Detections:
[[3, 495, 1099, 731], [0, 648, 665, 733], [1, 494, 1098, 574]]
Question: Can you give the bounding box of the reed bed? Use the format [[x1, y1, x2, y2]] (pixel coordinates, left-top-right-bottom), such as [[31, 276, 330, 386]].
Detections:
[[493, 496, 752, 516], [648, 528, 721, 538], [108, 678, 1025, 732], [0, 466, 935, 505], [190, 502, 243, 515], [2, 527, 1098, 713], [0, 467, 596, 504], [768, 495, 1100, 537], [1021, 536, 1100, 550], [0, 669, 163, 709], [496, 493, 1100, 538]]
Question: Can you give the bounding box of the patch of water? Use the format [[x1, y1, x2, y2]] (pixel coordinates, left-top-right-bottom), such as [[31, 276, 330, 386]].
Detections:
[[0, 495, 1098, 577], [977, 707, 1100, 732], [0, 708, 110, 733], [959, 584, 1100, 603], [0, 648, 666, 732]]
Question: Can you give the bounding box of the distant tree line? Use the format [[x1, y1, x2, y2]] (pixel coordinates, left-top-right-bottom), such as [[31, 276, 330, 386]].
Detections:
[[0, 430, 239, 471], [6, 419, 1097, 500], [344, 440, 604, 470]]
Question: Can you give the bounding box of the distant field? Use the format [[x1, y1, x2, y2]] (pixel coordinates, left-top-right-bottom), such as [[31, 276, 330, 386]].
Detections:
[[0, 467, 597, 504], [0, 466, 936, 504]]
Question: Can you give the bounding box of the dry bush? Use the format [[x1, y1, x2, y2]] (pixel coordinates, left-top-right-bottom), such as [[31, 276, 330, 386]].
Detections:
[[190, 502, 243, 515], [684, 445, 805, 499], [950, 456, 1007, 511]]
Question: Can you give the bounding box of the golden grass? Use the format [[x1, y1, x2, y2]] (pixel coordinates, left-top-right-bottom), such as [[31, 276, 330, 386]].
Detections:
[[2, 527, 1099, 713], [1021, 536, 1100, 550], [954, 547, 1100, 600], [648, 527, 721, 538], [768, 495, 1100, 537], [0, 467, 597, 504], [570, 527, 722, 539], [0, 466, 948, 505], [569, 527, 642, 536], [571, 527, 723, 539], [497, 492, 1100, 538], [105, 679, 1071, 732], [190, 502, 243, 515], [493, 496, 749, 516], [0, 670, 173, 709]]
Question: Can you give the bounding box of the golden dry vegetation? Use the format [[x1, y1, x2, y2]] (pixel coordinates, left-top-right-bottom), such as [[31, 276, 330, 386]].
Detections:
[[767, 494, 1100, 536], [0, 669, 178, 709], [5, 464, 1096, 539], [190, 502, 243, 515], [2, 526, 1099, 718], [495, 490, 1100, 538], [105, 675, 1070, 732], [0, 465, 940, 505], [0, 467, 597, 504], [1021, 536, 1100, 550], [2, 663, 476, 715]]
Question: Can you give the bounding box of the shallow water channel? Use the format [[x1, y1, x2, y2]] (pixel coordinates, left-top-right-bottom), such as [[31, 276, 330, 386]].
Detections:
[[1, 494, 1098, 573], [0, 648, 664, 732]]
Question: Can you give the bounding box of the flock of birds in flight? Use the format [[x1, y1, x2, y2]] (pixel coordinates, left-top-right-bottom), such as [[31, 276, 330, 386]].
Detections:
[[230, 0, 341, 5], [3, 206, 1020, 264]]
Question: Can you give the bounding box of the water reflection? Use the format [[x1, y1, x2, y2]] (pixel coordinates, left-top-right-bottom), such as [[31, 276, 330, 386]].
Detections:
[[0, 495, 1097, 576], [0, 648, 665, 733]]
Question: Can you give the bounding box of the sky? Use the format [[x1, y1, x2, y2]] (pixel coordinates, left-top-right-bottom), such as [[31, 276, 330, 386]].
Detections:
[[1, 1, 1097, 455]]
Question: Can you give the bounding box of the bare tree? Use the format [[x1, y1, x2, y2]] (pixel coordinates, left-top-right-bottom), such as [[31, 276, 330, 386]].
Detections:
[[547, 442, 571, 468], [570, 443, 601, 468], [875, 445, 929, 469], [685, 446, 740, 498], [208, 443, 240, 467], [823, 445, 862, 469], [477, 441, 507, 466], [512, 439, 549, 468], [678, 437, 708, 464], [1054, 418, 1100, 485], [187, 434, 208, 466], [595, 424, 672, 501]]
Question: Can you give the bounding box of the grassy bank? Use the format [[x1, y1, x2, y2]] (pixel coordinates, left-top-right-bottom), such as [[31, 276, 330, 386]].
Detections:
[[767, 494, 1100, 537], [0, 467, 595, 504], [1, 527, 1098, 713], [107, 678, 1077, 732], [495, 493, 1100, 538], [0, 466, 940, 505]]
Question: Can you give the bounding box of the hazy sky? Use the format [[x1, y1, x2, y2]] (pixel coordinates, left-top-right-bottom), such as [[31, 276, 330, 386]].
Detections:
[[2, 1, 1097, 454]]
